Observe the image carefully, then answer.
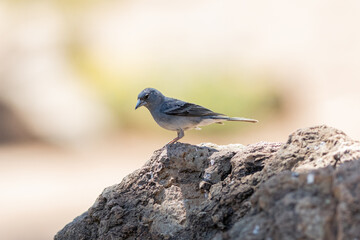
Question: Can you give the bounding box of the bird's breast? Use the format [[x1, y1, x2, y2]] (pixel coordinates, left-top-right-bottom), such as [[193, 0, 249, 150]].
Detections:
[[150, 111, 201, 131]]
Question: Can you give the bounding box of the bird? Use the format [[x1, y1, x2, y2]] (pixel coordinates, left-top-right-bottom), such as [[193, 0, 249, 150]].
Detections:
[[135, 88, 258, 145]]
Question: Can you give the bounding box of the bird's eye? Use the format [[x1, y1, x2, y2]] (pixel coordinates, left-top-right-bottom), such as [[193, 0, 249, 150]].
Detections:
[[144, 94, 149, 100]]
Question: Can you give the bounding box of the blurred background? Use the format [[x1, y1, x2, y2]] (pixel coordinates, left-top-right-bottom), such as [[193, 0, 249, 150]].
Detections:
[[0, 0, 360, 239]]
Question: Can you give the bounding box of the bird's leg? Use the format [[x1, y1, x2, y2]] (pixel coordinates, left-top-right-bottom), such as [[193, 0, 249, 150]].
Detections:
[[166, 129, 184, 145]]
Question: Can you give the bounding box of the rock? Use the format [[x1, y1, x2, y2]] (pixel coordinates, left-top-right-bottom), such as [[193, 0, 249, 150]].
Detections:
[[55, 125, 360, 240]]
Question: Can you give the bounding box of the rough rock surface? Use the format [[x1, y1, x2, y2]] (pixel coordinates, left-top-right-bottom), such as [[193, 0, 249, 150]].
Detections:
[[55, 125, 360, 240]]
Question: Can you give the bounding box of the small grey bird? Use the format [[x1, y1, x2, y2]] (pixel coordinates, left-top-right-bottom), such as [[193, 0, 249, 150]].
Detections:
[[135, 88, 258, 145]]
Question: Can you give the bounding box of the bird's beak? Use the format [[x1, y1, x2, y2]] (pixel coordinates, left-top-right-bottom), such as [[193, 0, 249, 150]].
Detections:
[[135, 99, 143, 110]]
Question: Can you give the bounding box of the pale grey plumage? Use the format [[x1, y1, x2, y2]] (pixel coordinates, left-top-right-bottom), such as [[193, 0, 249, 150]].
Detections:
[[135, 88, 258, 145]]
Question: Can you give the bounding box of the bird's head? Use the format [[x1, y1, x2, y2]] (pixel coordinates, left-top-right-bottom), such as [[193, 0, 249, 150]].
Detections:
[[135, 88, 164, 110]]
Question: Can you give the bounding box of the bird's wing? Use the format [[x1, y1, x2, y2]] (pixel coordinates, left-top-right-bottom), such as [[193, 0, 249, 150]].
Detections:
[[162, 98, 223, 117]]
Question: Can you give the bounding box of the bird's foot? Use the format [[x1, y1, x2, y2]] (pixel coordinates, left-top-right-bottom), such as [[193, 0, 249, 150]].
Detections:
[[166, 138, 179, 146]]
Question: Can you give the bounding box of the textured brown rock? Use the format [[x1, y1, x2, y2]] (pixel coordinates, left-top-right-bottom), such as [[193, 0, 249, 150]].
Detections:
[[55, 125, 360, 240]]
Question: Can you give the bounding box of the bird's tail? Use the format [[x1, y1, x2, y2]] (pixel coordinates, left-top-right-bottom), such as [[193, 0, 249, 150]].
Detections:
[[222, 116, 258, 123]]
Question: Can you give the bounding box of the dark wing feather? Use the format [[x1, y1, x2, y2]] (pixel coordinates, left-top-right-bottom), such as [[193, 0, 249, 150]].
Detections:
[[162, 98, 223, 117]]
